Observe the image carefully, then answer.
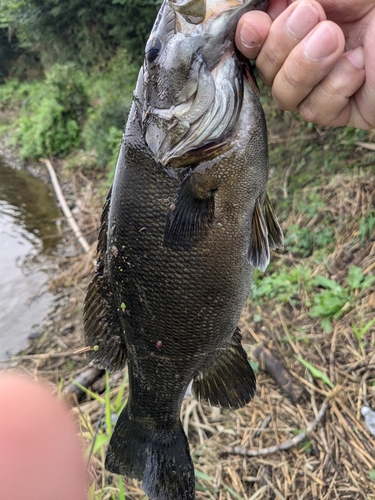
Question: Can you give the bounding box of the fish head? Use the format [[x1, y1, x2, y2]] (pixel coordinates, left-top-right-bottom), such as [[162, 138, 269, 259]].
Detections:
[[140, 0, 269, 165]]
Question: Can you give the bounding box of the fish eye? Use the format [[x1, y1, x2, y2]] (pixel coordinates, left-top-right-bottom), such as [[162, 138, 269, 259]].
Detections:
[[145, 36, 162, 63]]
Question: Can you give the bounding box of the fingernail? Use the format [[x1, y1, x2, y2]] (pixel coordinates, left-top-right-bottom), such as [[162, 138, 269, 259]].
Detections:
[[286, 1, 320, 40], [346, 46, 365, 70], [304, 22, 339, 61], [239, 23, 262, 49]]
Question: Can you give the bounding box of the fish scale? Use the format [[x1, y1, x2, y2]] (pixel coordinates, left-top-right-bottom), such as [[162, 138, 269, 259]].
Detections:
[[84, 1, 283, 499]]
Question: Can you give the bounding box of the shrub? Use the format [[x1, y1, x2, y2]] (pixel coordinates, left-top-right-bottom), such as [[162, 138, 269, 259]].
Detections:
[[13, 63, 88, 159]]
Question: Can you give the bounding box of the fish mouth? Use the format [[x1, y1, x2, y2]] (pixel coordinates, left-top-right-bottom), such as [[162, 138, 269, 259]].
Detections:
[[142, 0, 269, 165]]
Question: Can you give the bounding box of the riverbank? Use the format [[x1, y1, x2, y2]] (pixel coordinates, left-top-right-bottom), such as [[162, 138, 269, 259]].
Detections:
[[1, 107, 375, 499]]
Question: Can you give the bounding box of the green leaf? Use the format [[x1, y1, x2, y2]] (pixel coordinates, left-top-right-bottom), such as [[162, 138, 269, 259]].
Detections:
[[114, 372, 128, 413], [194, 470, 243, 500], [92, 433, 110, 455], [313, 275, 341, 290], [295, 356, 335, 388], [72, 380, 105, 404], [105, 372, 112, 435], [352, 318, 375, 342], [347, 266, 364, 290], [118, 477, 126, 500]]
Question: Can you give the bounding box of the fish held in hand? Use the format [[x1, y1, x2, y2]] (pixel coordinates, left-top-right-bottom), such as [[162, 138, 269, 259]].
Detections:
[[83, 0, 283, 498]]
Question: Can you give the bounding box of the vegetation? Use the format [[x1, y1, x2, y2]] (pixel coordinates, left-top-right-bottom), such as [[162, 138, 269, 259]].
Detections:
[[0, 1, 374, 499], [0, 0, 161, 171]]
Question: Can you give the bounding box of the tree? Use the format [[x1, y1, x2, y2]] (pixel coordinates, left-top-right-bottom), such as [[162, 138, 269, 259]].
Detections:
[[0, 0, 162, 69]]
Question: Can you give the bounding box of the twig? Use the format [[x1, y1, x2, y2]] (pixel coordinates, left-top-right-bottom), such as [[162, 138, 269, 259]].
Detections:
[[40, 158, 91, 253], [64, 367, 105, 404], [253, 344, 308, 405], [355, 141, 375, 151], [0, 346, 92, 363], [224, 398, 330, 457]]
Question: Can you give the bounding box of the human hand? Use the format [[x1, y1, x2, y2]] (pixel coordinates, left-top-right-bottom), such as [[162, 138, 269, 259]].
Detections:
[[236, 0, 375, 129], [0, 373, 87, 500]]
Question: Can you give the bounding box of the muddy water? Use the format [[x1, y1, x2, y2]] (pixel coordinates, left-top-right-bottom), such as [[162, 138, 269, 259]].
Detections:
[[0, 160, 62, 359]]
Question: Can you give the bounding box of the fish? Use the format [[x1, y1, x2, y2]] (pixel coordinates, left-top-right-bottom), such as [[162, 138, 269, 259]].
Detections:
[[83, 0, 284, 499]]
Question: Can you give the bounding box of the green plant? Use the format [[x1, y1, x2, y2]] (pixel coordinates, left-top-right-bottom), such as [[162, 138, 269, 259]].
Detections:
[[295, 356, 335, 388], [194, 470, 242, 499], [352, 317, 375, 345], [359, 213, 375, 244], [12, 63, 89, 159], [309, 275, 350, 333], [284, 224, 335, 258], [82, 50, 138, 170], [308, 267, 374, 333], [76, 372, 129, 498], [251, 264, 313, 306]]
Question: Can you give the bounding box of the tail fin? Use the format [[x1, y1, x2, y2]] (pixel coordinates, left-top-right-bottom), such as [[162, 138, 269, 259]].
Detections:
[[105, 405, 195, 500]]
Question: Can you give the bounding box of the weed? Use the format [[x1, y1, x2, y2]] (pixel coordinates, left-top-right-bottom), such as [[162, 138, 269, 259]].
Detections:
[[12, 64, 88, 159], [352, 317, 375, 345], [195, 470, 242, 499], [251, 264, 313, 306], [295, 356, 335, 388], [76, 372, 127, 482], [359, 213, 375, 244], [308, 267, 374, 333]]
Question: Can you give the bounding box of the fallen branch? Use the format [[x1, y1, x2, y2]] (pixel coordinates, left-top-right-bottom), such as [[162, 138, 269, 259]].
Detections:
[[40, 158, 91, 254], [355, 141, 375, 151], [0, 346, 92, 363], [224, 398, 330, 457], [253, 344, 308, 405], [64, 366, 105, 405]]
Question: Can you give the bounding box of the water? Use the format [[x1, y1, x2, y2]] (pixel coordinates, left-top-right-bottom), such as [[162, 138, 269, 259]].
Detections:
[[0, 160, 62, 359]]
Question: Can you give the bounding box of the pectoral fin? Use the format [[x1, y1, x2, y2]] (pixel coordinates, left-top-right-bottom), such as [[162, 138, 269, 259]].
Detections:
[[192, 328, 256, 409], [247, 197, 270, 272], [83, 187, 127, 371], [164, 173, 215, 248]]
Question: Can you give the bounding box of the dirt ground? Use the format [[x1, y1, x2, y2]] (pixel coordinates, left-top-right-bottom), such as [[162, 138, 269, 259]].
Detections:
[[2, 110, 375, 499]]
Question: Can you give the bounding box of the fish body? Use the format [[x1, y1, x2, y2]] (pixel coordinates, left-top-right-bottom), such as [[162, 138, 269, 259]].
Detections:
[[84, 1, 283, 498]]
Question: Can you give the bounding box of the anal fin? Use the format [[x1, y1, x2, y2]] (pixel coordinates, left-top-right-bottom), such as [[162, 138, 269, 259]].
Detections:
[[192, 328, 255, 409], [83, 187, 127, 371]]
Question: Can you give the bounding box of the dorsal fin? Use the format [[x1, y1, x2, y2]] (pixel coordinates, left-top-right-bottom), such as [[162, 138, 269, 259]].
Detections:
[[247, 197, 270, 272], [83, 187, 127, 371], [264, 194, 284, 250]]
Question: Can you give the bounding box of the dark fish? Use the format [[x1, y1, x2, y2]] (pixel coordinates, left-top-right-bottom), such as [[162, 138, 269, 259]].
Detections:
[[83, 0, 283, 498]]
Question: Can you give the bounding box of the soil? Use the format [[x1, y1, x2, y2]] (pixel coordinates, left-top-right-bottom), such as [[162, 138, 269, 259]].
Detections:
[[1, 105, 375, 500]]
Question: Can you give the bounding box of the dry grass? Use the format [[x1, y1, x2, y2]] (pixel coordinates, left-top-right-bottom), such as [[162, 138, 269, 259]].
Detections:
[[3, 162, 374, 499]]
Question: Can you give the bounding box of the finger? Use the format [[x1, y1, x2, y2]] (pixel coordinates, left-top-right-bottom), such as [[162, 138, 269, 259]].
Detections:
[[235, 11, 272, 60], [255, 0, 327, 86], [267, 0, 293, 20], [271, 21, 346, 111], [298, 47, 368, 127], [0, 373, 87, 500]]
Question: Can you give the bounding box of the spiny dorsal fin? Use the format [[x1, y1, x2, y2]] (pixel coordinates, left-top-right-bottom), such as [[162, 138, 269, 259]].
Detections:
[[264, 194, 284, 250], [164, 174, 215, 248], [83, 187, 127, 371], [247, 197, 270, 272], [192, 328, 256, 409]]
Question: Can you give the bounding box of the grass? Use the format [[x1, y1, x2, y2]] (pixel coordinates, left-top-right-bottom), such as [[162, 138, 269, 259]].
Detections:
[[1, 84, 374, 499]]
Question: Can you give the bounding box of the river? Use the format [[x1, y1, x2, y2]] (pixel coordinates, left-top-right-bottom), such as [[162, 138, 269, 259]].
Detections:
[[0, 159, 62, 359]]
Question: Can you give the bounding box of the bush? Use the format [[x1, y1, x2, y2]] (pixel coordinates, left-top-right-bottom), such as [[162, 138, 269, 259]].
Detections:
[[13, 63, 89, 159], [82, 50, 139, 169]]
